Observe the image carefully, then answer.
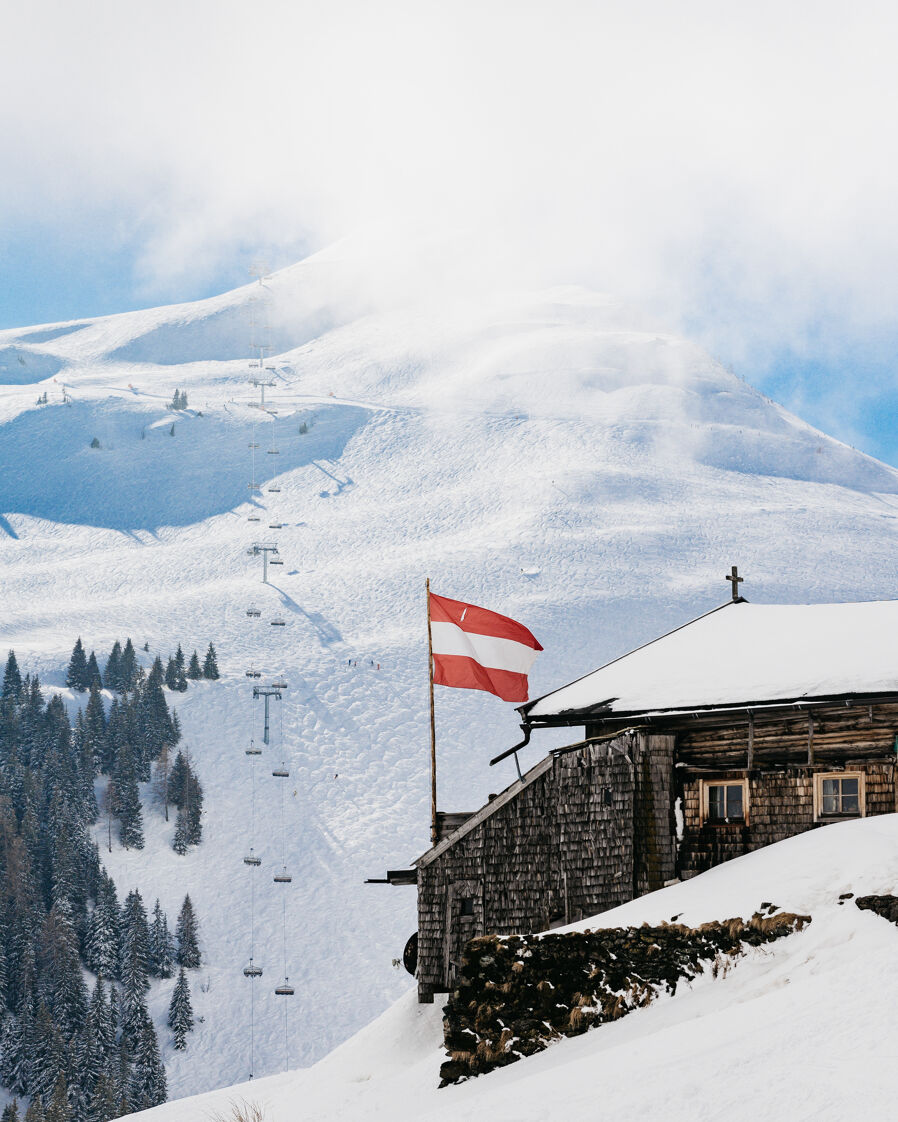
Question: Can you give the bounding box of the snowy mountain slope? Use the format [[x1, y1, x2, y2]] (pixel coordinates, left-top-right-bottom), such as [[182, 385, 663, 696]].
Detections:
[[130, 816, 898, 1122], [2, 247, 898, 1101]]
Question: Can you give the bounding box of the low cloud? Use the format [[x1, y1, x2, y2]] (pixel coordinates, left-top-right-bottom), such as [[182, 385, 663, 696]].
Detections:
[[4, 1, 898, 457]]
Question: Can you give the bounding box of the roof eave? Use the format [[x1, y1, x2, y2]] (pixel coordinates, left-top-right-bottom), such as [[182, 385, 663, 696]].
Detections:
[[527, 688, 898, 727]]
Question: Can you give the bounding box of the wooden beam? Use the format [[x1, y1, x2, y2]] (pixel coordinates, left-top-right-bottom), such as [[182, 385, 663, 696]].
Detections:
[[747, 711, 754, 770], [808, 712, 815, 765]]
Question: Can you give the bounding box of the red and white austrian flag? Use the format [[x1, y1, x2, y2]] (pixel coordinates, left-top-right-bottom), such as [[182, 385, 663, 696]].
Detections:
[[429, 592, 543, 703]]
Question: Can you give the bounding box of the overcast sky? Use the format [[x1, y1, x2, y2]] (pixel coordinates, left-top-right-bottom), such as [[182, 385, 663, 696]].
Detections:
[[2, 0, 897, 463]]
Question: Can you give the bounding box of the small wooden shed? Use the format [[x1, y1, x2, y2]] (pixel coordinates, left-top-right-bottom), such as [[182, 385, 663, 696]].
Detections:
[[396, 596, 898, 1001]]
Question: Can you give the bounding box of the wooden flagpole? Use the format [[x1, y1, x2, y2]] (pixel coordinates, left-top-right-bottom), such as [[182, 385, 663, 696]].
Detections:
[[426, 577, 438, 844]]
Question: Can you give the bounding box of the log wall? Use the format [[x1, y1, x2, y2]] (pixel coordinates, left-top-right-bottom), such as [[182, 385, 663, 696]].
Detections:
[[675, 701, 898, 769], [677, 761, 896, 876]]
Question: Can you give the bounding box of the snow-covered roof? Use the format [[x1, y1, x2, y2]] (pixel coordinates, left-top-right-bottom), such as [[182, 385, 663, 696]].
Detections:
[[525, 599, 898, 720]]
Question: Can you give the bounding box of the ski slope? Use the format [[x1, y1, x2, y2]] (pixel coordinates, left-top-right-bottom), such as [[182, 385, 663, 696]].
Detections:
[[2, 243, 898, 1100], [130, 816, 898, 1122]]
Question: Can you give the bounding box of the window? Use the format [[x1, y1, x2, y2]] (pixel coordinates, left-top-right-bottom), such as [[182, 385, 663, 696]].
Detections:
[[815, 772, 865, 820], [702, 779, 748, 824], [460, 897, 475, 917]]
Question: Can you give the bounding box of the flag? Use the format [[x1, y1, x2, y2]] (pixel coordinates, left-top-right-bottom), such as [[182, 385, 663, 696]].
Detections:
[[429, 591, 543, 702]]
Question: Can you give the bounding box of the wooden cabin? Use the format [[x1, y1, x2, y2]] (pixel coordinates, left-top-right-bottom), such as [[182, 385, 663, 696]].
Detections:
[[383, 593, 898, 1002]]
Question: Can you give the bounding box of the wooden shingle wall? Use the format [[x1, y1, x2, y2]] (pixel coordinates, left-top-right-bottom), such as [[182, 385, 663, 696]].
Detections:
[[634, 733, 676, 895], [416, 736, 638, 1000]]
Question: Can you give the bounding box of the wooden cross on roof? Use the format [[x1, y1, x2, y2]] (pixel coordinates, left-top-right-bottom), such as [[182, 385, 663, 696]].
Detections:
[[726, 565, 744, 601]]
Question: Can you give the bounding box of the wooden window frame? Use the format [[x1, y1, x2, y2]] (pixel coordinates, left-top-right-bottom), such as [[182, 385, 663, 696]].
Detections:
[[701, 778, 749, 826], [814, 771, 866, 822]]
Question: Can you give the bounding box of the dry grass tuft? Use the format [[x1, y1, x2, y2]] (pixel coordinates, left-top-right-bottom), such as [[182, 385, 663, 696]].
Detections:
[[207, 1097, 267, 1122]]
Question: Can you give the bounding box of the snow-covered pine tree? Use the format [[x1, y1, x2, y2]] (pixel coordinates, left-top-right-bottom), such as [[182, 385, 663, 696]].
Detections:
[[85, 650, 102, 691], [87, 1075, 118, 1122], [70, 977, 110, 1119], [65, 639, 88, 692], [100, 696, 121, 774], [186, 650, 202, 680], [202, 642, 219, 680], [120, 639, 139, 693], [119, 891, 151, 1045], [30, 1002, 66, 1105], [175, 895, 201, 968], [129, 1006, 167, 1111], [103, 641, 122, 693], [0, 1015, 26, 1096], [111, 745, 144, 850], [36, 905, 87, 1040], [23, 1095, 43, 1122], [84, 874, 120, 980], [90, 977, 116, 1068], [140, 658, 175, 764], [169, 750, 188, 803], [149, 900, 174, 979], [164, 657, 178, 691], [172, 807, 189, 855], [83, 684, 107, 773], [111, 1036, 131, 1117], [1, 1100, 20, 1122], [71, 712, 100, 825], [2, 650, 23, 703], [43, 1073, 70, 1122], [186, 770, 204, 846], [167, 967, 194, 1050], [174, 644, 185, 674]]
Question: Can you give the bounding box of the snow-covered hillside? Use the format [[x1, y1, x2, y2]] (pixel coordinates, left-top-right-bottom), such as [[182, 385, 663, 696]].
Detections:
[[2, 243, 898, 1100], [128, 816, 898, 1121]]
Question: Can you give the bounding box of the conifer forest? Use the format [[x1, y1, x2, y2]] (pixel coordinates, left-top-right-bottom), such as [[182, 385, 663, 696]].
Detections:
[[0, 639, 213, 1121]]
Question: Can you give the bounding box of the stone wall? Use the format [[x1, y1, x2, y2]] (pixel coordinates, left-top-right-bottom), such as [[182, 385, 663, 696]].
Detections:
[[440, 910, 811, 1084]]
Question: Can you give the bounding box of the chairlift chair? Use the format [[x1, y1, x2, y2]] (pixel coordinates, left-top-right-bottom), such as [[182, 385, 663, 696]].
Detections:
[[247, 514, 261, 522], [269, 522, 283, 529], [273, 867, 292, 883], [272, 766, 290, 778], [275, 981, 295, 996], [267, 446, 280, 455], [245, 740, 262, 756], [243, 852, 261, 867], [269, 557, 284, 566], [246, 606, 262, 617], [267, 485, 281, 493], [271, 618, 286, 627], [243, 963, 263, 978], [271, 679, 287, 689], [245, 668, 262, 678]]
